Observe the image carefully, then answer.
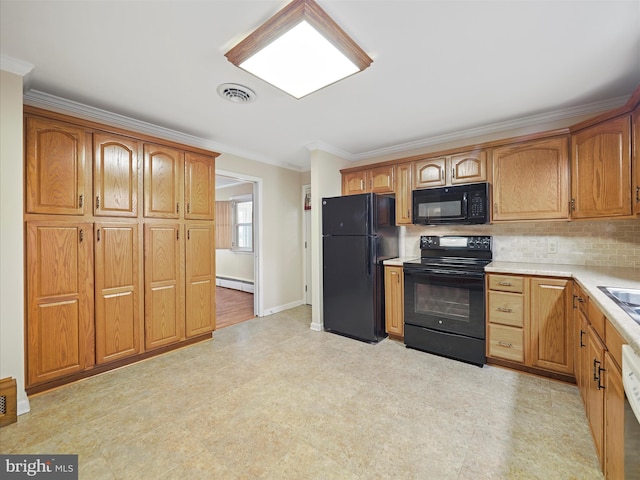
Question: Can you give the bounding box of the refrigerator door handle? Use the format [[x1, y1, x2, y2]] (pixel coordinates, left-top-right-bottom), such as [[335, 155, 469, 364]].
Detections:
[[366, 240, 371, 277]]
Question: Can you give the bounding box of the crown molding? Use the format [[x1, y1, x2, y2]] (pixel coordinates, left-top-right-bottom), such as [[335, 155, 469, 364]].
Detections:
[[348, 95, 628, 161], [305, 141, 355, 161], [0, 55, 34, 76], [22, 89, 305, 172]]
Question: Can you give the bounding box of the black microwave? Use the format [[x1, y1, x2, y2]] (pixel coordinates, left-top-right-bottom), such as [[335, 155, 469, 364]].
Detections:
[[412, 182, 489, 225]]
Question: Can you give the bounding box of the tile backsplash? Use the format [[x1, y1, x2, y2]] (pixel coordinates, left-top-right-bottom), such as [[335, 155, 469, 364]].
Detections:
[[403, 219, 640, 268]]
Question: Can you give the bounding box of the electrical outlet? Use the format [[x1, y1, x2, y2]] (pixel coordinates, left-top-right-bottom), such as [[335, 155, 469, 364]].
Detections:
[[547, 239, 558, 254]]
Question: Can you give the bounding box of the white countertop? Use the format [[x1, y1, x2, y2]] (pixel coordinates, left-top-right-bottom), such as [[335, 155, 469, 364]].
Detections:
[[382, 258, 640, 353], [487, 262, 640, 354]]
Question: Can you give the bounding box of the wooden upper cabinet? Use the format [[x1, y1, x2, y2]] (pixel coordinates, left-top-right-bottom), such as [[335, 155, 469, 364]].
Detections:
[[492, 136, 570, 221], [185, 224, 215, 337], [395, 163, 412, 224], [94, 133, 139, 217], [25, 116, 88, 215], [26, 221, 94, 386], [413, 157, 446, 188], [413, 150, 485, 189], [184, 152, 215, 220], [342, 170, 367, 195], [369, 165, 394, 193], [94, 222, 141, 364], [571, 115, 632, 219], [144, 144, 182, 218], [633, 108, 640, 215], [450, 151, 487, 185], [342, 166, 394, 195]]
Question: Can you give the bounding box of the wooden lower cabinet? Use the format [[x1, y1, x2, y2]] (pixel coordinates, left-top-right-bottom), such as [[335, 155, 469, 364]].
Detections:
[[94, 222, 141, 364], [384, 266, 404, 337], [586, 325, 606, 468], [185, 224, 216, 337], [26, 221, 94, 387], [530, 277, 573, 374], [604, 352, 624, 480], [144, 223, 184, 350]]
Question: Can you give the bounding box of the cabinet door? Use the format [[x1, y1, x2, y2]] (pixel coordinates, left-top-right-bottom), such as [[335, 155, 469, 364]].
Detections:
[[185, 224, 215, 337], [26, 221, 94, 386], [144, 223, 183, 349], [529, 277, 573, 374], [574, 302, 588, 402], [633, 108, 640, 215], [395, 163, 412, 225], [184, 152, 215, 220], [604, 353, 624, 480], [342, 170, 367, 195], [492, 137, 569, 221], [25, 117, 88, 215], [144, 144, 182, 218], [450, 151, 486, 185], [94, 134, 139, 217], [95, 223, 141, 364], [413, 157, 446, 188], [384, 266, 404, 336], [369, 165, 394, 193], [571, 115, 632, 218], [587, 326, 606, 469]]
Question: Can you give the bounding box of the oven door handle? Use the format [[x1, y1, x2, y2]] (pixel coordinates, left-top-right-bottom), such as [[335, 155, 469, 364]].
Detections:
[[405, 268, 484, 278]]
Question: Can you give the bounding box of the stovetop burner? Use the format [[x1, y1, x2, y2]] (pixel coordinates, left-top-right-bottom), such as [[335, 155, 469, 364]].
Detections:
[[403, 235, 493, 272]]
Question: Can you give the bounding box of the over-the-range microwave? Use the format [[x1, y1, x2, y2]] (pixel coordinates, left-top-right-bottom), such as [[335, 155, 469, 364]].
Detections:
[[412, 182, 490, 225]]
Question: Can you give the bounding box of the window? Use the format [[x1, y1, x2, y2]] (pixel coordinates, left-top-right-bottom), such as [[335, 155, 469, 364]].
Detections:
[[232, 195, 253, 252]]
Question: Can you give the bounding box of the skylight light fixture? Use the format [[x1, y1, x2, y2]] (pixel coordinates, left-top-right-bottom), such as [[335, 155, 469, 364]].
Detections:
[[225, 0, 372, 99]]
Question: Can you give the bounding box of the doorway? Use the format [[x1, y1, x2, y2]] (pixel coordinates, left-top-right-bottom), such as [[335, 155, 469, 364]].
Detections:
[[215, 172, 261, 327]]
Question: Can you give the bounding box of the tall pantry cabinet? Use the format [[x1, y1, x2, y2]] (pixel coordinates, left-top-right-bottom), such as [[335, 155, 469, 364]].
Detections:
[[24, 107, 219, 393]]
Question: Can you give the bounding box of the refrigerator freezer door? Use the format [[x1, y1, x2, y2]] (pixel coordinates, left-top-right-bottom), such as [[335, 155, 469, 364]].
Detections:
[[322, 194, 372, 236], [322, 235, 380, 342]]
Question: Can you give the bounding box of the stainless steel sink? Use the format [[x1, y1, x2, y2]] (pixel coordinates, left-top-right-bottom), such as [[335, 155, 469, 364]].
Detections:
[[599, 286, 640, 325]]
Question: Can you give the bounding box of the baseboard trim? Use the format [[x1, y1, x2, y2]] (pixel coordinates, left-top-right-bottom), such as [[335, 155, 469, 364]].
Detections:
[[216, 277, 254, 293], [262, 300, 304, 317], [17, 398, 31, 416], [309, 321, 323, 332]]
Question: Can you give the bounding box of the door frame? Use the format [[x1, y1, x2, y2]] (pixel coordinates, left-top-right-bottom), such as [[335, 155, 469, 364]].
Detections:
[[216, 169, 263, 317], [302, 184, 312, 305]]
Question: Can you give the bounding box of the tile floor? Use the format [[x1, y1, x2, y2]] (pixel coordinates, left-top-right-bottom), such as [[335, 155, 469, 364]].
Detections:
[[1, 306, 603, 479]]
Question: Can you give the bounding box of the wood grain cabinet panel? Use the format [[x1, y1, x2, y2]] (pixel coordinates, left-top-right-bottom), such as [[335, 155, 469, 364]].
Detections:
[[94, 223, 141, 364], [144, 144, 182, 218], [25, 116, 88, 215], [488, 324, 524, 363], [26, 221, 94, 386], [488, 291, 524, 327], [94, 133, 139, 217], [492, 137, 569, 221], [604, 352, 624, 480], [185, 152, 215, 220], [571, 115, 632, 218], [342, 166, 394, 195], [144, 223, 183, 349], [413, 157, 447, 188], [384, 266, 404, 337], [369, 165, 394, 193], [342, 170, 368, 195], [185, 224, 215, 337], [450, 151, 487, 185], [530, 277, 573, 374], [587, 326, 606, 469], [394, 163, 412, 225]]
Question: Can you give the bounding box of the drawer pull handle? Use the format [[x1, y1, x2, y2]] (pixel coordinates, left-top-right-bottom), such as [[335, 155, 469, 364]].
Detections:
[[498, 341, 513, 348], [497, 307, 513, 313], [498, 281, 512, 286]]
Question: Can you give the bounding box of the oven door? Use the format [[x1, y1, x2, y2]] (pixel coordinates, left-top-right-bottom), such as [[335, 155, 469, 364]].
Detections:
[[404, 267, 485, 339]]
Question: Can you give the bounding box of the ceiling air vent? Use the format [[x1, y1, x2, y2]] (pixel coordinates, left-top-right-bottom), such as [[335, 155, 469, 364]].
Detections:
[[217, 83, 256, 104]]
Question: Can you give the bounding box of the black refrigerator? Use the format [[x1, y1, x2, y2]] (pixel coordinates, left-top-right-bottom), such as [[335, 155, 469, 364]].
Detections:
[[322, 193, 399, 343]]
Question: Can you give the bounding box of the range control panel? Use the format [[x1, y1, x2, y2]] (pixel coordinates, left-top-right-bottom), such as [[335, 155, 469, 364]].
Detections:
[[420, 235, 492, 251]]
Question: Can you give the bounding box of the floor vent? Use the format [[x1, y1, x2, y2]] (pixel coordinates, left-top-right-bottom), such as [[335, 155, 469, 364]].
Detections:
[[0, 377, 17, 427]]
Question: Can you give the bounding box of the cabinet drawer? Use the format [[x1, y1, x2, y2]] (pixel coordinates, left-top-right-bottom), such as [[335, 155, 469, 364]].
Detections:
[[605, 318, 625, 370], [489, 324, 524, 363], [588, 301, 606, 341], [488, 275, 524, 293], [488, 291, 524, 327]]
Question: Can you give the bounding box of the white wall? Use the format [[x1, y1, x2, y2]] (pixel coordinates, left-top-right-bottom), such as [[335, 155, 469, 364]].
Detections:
[[0, 70, 29, 414], [309, 148, 351, 331], [216, 153, 305, 315]]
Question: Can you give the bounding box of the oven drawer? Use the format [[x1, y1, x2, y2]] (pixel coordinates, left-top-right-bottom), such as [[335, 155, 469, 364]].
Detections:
[[488, 291, 524, 327], [488, 324, 524, 363], [488, 274, 524, 293]]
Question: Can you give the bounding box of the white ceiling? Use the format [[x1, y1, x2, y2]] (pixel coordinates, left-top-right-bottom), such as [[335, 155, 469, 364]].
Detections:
[[1, 1, 639, 171]]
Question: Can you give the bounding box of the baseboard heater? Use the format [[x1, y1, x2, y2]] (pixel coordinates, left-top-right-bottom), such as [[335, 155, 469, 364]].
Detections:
[[216, 276, 254, 293]]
